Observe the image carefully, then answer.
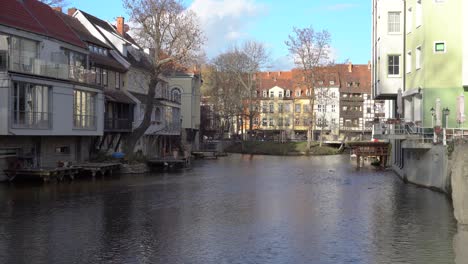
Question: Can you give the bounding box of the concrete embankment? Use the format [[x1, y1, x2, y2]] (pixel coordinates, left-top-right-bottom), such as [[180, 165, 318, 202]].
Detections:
[[449, 141, 468, 225], [392, 139, 468, 225]]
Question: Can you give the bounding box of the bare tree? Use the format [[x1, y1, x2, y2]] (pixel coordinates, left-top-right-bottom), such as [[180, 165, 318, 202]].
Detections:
[[122, 0, 204, 154], [204, 42, 269, 140], [39, 0, 67, 7], [314, 70, 339, 147], [286, 26, 332, 149], [226, 42, 270, 139]]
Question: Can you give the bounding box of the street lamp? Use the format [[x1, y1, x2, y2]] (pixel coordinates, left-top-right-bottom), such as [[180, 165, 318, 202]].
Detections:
[[443, 107, 450, 146], [431, 107, 436, 143]]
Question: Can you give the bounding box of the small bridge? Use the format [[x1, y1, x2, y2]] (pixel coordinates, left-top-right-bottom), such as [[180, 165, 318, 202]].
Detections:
[[348, 141, 390, 168]]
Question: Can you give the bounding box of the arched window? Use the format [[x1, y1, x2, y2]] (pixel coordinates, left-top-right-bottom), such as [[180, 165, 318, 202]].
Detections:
[[171, 88, 181, 103]]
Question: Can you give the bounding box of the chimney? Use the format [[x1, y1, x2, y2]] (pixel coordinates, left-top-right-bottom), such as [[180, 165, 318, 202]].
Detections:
[[52, 7, 62, 13], [368, 60, 371, 70], [348, 62, 353, 73], [117, 17, 125, 36], [67, 8, 77, 16]]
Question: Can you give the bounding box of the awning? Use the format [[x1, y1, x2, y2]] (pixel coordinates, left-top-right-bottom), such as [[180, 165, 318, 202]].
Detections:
[[403, 88, 421, 97], [104, 89, 136, 104]]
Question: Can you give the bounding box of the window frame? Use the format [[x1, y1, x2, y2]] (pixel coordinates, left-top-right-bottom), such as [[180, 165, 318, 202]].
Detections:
[[387, 54, 401, 77], [434, 41, 447, 53], [388, 11, 401, 33]]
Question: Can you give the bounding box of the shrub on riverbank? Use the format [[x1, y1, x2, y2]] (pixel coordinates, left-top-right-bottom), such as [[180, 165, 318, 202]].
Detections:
[[225, 141, 339, 156]]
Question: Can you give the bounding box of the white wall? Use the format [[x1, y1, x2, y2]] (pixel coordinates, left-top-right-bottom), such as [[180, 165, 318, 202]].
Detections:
[[372, 0, 404, 98]]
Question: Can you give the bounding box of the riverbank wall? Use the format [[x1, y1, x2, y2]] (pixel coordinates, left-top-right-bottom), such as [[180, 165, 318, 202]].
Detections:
[[391, 139, 468, 225]]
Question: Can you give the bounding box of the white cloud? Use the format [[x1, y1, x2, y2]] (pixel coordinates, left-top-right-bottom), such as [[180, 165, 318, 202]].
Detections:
[[189, 0, 266, 58], [270, 55, 295, 71]]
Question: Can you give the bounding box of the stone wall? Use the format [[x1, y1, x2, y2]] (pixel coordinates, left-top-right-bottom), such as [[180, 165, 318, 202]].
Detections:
[[450, 140, 468, 225]]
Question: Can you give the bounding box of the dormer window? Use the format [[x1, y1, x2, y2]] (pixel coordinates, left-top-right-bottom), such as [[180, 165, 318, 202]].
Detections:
[[89, 44, 108, 56], [318, 81, 324, 85], [286, 90, 291, 97], [330, 81, 335, 85], [263, 91, 267, 97], [295, 90, 301, 97], [269, 91, 274, 98], [279, 91, 283, 98]]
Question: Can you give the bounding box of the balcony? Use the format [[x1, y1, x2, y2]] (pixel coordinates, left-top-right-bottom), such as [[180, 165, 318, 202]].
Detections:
[[9, 59, 97, 85], [11, 111, 51, 129], [105, 118, 133, 132], [73, 114, 97, 130]]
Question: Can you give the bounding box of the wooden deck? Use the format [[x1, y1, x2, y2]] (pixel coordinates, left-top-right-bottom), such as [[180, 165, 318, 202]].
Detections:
[[348, 141, 390, 168], [3, 167, 82, 182], [74, 163, 121, 177]]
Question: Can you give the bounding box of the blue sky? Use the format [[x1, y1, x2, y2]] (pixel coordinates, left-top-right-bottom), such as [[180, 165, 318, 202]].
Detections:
[[70, 0, 371, 70]]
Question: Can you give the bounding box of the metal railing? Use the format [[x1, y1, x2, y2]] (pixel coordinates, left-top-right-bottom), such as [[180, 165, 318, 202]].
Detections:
[[104, 118, 132, 131], [73, 114, 96, 130], [373, 120, 468, 144], [9, 59, 97, 85], [11, 111, 51, 129]]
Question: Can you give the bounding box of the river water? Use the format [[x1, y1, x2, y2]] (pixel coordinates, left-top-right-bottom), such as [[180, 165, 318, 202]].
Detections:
[[0, 155, 461, 264]]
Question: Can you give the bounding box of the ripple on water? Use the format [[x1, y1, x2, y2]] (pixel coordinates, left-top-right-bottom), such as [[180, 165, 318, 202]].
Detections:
[[0, 154, 458, 264]]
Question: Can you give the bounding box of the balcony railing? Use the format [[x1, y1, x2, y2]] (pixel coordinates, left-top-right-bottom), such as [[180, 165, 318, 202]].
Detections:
[[11, 111, 51, 129], [105, 118, 132, 131], [73, 114, 97, 130], [9, 59, 97, 85]]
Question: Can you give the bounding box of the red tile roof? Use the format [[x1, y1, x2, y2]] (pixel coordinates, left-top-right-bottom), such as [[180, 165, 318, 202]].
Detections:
[[256, 64, 371, 97], [0, 0, 86, 48]]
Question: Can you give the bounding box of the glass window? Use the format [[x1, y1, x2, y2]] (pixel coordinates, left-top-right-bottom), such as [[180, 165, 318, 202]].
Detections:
[[11, 81, 50, 128], [116, 72, 121, 89], [73, 90, 96, 129], [279, 91, 283, 98], [10, 37, 38, 74], [269, 91, 274, 98], [388, 55, 400, 75], [295, 104, 301, 113], [435, 42, 446, 53], [388, 12, 401, 33], [278, 103, 283, 113], [269, 103, 274, 113], [103, 69, 108, 86]]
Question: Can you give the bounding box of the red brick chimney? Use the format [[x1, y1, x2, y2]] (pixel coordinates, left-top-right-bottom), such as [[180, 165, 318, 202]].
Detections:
[[117, 17, 125, 36], [67, 8, 77, 16], [348, 62, 353, 73], [52, 7, 62, 13]]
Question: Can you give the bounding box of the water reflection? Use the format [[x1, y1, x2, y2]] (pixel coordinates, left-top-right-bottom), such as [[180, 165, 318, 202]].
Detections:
[[0, 155, 458, 264]]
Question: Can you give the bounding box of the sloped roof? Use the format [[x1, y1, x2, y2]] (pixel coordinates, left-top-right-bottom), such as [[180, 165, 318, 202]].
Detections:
[[80, 10, 116, 34], [55, 11, 110, 48], [0, 0, 86, 48], [104, 89, 135, 104], [256, 64, 371, 97]]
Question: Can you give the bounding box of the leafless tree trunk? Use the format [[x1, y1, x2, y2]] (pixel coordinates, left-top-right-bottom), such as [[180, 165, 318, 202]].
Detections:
[[122, 0, 204, 154], [286, 26, 332, 150]]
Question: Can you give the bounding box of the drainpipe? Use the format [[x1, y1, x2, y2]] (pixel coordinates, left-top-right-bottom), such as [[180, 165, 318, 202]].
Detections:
[[402, 0, 407, 120]]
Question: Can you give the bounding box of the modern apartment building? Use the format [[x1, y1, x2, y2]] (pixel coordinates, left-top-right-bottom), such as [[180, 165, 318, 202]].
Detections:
[[72, 10, 183, 157], [0, 0, 105, 176], [372, 0, 468, 191]]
